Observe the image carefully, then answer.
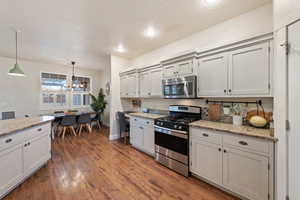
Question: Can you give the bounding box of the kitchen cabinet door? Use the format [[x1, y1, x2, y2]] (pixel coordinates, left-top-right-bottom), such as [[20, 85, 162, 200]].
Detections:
[[130, 118, 139, 146], [120, 75, 129, 97], [229, 42, 270, 96], [143, 120, 155, 155], [24, 133, 51, 176], [163, 64, 178, 78], [127, 74, 138, 97], [139, 72, 151, 97], [150, 68, 163, 97], [0, 144, 23, 198], [197, 53, 228, 97], [190, 139, 222, 185], [222, 147, 269, 200], [177, 60, 194, 76]]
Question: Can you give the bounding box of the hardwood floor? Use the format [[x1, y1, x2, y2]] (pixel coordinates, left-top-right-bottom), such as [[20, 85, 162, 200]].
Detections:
[[4, 128, 239, 200]]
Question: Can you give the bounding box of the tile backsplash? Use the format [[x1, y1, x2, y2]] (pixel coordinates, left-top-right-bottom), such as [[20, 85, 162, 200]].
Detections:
[[121, 97, 274, 121]]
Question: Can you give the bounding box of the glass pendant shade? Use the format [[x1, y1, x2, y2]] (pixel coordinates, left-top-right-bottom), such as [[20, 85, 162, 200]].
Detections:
[[8, 63, 25, 76]]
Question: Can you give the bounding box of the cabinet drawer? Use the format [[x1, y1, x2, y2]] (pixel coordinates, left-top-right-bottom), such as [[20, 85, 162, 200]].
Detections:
[[25, 123, 51, 140], [223, 134, 270, 155], [190, 128, 222, 145], [0, 132, 26, 152]]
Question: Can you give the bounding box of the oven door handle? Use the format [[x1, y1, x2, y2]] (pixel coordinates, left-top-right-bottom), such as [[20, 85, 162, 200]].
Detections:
[[154, 126, 188, 139]]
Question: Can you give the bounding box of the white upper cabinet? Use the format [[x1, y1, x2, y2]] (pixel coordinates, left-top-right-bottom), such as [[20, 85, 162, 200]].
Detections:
[[150, 68, 163, 97], [120, 75, 128, 97], [197, 53, 228, 97], [139, 71, 151, 97], [120, 70, 139, 98], [163, 64, 178, 78], [229, 42, 270, 96], [139, 66, 163, 98], [197, 41, 272, 97], [177, 60, 194, 76], [162, 52, 197, 79]]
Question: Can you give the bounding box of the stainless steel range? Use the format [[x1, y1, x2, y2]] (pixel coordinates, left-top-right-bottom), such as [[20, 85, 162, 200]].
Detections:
[[154, 105, 201, 176]]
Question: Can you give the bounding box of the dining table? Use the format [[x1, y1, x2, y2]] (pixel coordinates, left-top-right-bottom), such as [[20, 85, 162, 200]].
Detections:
[[46, 111, 96, 139]]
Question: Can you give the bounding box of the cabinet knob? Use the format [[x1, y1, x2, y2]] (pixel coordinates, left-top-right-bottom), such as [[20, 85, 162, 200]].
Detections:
[[218, 148, 222, 152], [224, 149, 227, 153], [224, 89, 227, 93], [228, 89, 232, 93], [202, 133, 209, 137], [38, 128, 42, 132], [5, 138, 12, 143]]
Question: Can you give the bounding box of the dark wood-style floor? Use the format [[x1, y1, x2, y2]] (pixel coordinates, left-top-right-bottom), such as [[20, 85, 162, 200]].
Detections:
[[4, 127, 239, 200]]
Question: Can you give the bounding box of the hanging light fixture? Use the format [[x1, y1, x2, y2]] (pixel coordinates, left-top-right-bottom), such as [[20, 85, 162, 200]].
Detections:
[[8, 30, 25, 76], [71, 61, 79, 88]]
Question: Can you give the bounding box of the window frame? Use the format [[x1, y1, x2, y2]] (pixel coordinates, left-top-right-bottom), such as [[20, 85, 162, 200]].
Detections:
[[71, 75, 92, 109], [40, 71, 69, 111]]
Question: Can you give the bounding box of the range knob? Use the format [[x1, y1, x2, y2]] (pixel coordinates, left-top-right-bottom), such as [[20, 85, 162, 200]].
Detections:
[[178, 126, 182, 130], [174, 125, 178, 129]]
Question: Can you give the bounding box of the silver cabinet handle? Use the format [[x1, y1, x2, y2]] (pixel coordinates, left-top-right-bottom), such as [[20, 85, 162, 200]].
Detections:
[[5, 138, 12, 143], [238, 141, 248, 146]]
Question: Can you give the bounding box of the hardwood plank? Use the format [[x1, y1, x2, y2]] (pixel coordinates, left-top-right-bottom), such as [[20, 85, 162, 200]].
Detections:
[[4, 127, 240, 200]]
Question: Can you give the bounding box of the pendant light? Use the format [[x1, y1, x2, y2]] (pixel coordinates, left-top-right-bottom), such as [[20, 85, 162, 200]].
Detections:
[[8, 30, 25, 76], [71, 61, 79, 88]]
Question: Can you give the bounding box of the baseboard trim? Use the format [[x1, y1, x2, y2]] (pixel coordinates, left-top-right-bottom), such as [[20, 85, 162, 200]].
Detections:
[[109, 134, 120, 140]]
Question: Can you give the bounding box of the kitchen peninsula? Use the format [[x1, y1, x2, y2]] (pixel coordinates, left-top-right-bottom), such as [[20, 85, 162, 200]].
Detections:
[[0, 116, 54, 199]]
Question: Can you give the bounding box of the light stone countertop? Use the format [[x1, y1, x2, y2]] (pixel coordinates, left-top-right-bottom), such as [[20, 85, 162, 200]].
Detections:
[[189, 120, 277, 142], [127, 112, 166, 120], [0, 116, 54, 137]]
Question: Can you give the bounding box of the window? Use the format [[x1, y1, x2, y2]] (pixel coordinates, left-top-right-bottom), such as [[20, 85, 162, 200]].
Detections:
[[71, 76, 91, 108], [41, 73, 68, 109], [40, 73, 92, 110]]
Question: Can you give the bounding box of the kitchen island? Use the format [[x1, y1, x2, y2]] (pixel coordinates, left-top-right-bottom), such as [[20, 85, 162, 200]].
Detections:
[[0, 116, 54, 199]]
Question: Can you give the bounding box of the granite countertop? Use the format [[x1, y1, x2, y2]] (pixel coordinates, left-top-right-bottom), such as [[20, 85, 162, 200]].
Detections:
[[0, 116, 54, 137], [189, 120, 277, 142], [128, 112, 166, 120]]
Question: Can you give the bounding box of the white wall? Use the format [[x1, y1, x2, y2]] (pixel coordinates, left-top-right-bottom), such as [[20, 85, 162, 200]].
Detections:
[[0, 56, 109, 123], [131, 4, 273, 68], [274, 0, 300, 31], [109, 55, 131, 140]]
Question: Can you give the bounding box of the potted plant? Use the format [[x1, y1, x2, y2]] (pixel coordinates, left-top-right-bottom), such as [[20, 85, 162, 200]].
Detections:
[[90, 89, 107, 127]]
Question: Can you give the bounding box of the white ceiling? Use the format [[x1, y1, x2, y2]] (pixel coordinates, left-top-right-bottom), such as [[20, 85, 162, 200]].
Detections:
[[0, 0, 271, 70]]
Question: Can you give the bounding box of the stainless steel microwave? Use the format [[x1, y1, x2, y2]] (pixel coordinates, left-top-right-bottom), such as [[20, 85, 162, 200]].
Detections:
[[162, 75, 197, 99]]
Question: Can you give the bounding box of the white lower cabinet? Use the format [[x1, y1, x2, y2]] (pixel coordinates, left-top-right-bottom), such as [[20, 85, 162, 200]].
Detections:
[[223, 147, 269, 200], [190, 139, 222, 185], [24, 133, 51, 176], [130, 117, 154, 156], [0, 123, 51, 199], [0, 144, 23, 197], [190, 127, 274, 200]]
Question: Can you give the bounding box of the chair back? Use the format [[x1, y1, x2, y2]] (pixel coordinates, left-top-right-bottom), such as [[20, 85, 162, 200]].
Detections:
[[78, 113, 91, 124], [2, 111, 15, 120], [61, 115, 77, 126], [117, 112, 129, 133]]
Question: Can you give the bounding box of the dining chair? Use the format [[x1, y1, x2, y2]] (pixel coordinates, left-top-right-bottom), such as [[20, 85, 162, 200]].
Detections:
[[2, 111, 15, 120], [77, 113, 92, 135], [59, 115, 77, 139], [117, 112, 130, 144], [91, 112, 102, 130]]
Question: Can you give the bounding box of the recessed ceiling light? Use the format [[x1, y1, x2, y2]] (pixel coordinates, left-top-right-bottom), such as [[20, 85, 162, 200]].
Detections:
[[115, 44, 126, 53], [202, 0, 221, 7], [144, 26, 159, 38]]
